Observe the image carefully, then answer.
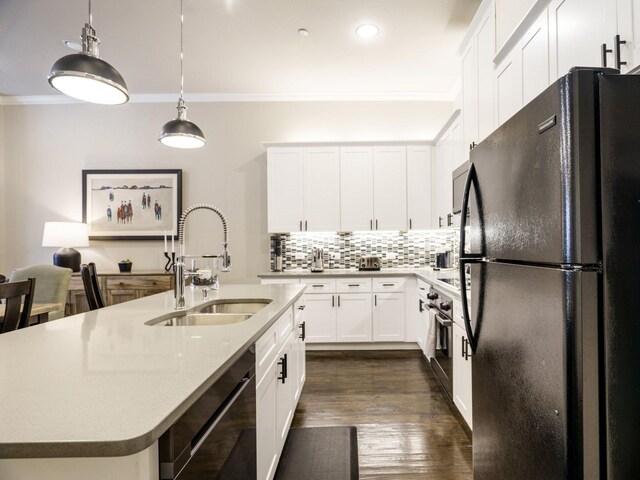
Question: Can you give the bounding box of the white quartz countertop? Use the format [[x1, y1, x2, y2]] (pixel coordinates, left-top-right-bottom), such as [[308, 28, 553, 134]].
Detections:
[[0, 284, 305, 459], [258, 268, 463, 298]]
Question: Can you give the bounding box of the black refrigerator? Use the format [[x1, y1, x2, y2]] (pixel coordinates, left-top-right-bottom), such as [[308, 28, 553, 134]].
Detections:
[[458, 67, 640, 480]]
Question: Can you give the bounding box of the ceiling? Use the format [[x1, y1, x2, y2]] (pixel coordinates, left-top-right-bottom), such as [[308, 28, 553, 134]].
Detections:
[[0, 0, 481, 100]]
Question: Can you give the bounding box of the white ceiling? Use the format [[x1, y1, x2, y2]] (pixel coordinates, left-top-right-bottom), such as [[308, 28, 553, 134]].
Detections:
[[0, 0, 481, 100]]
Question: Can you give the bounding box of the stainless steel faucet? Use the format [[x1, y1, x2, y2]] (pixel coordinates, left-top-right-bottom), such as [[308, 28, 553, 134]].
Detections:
[[175, 204, 231, 309]]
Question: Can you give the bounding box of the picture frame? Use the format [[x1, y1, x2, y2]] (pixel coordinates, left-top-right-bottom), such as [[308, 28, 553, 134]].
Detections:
[[82, 169, 182, 240]]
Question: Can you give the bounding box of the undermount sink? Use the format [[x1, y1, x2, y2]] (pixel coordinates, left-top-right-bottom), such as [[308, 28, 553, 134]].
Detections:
[[151, 313, 253, 327], [145, 299, 272, 326], [196, 300, 271, 314]]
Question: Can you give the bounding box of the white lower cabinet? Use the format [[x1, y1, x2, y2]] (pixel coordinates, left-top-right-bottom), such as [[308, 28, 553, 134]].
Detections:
[[452, 322, 473, 429], [372, 293, 406, 342], [256, 360, 279, 480], [336, 293, 373, 342], [256, 305, 306, 480], [275, 333, 295, 449], [304, 293, 336, 343]]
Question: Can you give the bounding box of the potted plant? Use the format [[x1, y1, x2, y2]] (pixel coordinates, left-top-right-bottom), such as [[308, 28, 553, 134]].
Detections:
[[118, 259, 133, 273]]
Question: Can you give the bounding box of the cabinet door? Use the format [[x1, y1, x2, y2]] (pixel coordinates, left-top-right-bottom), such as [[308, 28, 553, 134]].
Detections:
[[373, 146, 407, 231], [417, 299, 428, 355], [293, 319, 306, 403], [616, 0, 640, 72], [549, 0, 607, 80], [431, 138, 446, 229], [256, 361, 278, 480], [303, 147, 340, 232], [476, 9, 495, 143], [521, 12, 551, 106], [275, 336, 294, 451], [303, 294, 337, 342], [495, 50, 522, 127], [372, 293, 406, 341], [453, 322, 473, 429], [340, 146, 374, 231], [462, 42, 477, 161], [267, 148, 304, 233], [406, 146, 432, 230], [336, 293, 372, 342], [107, 289, 137, 305]]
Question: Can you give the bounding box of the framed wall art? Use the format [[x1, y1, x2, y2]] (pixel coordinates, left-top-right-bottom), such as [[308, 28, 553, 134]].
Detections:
[[82, 169, 182, 240]]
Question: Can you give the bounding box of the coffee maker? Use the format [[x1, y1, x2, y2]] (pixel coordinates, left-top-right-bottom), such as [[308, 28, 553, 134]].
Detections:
[[272, 238, 283, 272], [311, 247, 325, 272]]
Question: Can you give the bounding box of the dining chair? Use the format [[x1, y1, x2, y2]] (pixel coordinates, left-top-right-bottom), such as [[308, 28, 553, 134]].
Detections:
[[9, 265, 72, 321], [0, 278, 36, 333], [80, 263, 105, 310]]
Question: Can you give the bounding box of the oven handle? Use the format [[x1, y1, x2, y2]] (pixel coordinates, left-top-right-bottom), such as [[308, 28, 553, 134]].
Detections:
[[436, 313, 452, 327], [190, 372, 254, 457]]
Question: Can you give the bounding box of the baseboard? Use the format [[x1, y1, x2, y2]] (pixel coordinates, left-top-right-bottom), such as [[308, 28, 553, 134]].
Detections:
[[306, 342, 421, 351]]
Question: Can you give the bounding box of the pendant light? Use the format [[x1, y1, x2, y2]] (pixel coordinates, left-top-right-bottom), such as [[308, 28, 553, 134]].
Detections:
[[158, 0, 206, 149], [48, 0, 129, 105]]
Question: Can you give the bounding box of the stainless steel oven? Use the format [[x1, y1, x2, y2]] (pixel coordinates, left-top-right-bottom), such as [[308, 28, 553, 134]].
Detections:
[[426, 288, 453, 398], [159, 347, 257, 480]]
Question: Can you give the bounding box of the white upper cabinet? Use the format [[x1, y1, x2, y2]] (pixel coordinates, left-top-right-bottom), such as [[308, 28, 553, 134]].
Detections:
[[462, 43, 477, 161], [462, 3, 495, 161], [406, 146, 432, 230], [496, 0, 537, 50], [303, 147, 340, 232], [267, 148, 303, 233], [608, 0, 640, 72], [476, 11, 496, 142], [549, 0, 607, 79], [521, 13, 551, 105], [373, 146, 408, 231], [340, 147, 374, 232], [495, 49, 522, 127], [431, 114, 461, 229]]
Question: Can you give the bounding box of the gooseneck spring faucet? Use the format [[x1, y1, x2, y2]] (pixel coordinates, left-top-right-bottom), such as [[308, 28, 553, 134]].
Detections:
[[175, 204, 231, 309]]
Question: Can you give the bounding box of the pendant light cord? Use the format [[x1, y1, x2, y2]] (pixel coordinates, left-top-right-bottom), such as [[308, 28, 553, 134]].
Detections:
[[88, 0, 92, 25], [180, 0, 184, 101]]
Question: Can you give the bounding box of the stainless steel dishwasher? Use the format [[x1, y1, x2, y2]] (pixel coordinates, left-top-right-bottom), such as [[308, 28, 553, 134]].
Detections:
[[159, 347, 256, 480]]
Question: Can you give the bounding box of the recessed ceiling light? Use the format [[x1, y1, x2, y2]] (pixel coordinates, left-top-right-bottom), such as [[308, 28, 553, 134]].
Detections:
[[298, 28, 309, 37], [62, 39, 82, 51], [356, 24, 379, 39]]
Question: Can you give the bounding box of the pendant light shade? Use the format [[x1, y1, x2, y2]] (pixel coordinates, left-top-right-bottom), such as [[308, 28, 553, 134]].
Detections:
[[159, 0, 205, 149], [48, 3, 128, 105], [159, 99, 206, 149]]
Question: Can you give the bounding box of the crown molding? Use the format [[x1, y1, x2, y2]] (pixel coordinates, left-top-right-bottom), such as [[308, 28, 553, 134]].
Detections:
[[0, 91, 454, 106]]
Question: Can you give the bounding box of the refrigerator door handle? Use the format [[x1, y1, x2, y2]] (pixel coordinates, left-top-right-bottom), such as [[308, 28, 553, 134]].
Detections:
[[459, 162, 483, 353]]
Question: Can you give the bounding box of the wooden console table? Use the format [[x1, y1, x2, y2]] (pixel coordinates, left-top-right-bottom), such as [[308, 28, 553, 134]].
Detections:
[[66, 271, 175, 316]]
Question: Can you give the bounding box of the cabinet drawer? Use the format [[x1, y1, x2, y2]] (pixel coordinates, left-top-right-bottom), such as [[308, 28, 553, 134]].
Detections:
[[417, 278, 431, 294], [256, 309, 292, 387], [336, 278, 372, 293], [105, 276, 171, 291], [300, 278, 336, 293], [372, 277, 406, 292], [294, 297, 306, 324]]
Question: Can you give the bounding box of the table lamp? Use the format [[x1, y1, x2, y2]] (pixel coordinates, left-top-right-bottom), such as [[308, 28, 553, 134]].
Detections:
[[42, 222, 90, 272]]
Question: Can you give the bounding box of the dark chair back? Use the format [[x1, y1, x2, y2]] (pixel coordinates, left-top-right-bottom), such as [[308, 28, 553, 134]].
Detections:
[[0, 278, 36, 333], [0, 274, 6, 284], [80, 263, 105, 311]]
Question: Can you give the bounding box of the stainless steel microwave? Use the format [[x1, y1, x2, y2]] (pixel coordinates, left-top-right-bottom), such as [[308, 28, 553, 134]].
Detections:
[[452, 162, 469, 215]]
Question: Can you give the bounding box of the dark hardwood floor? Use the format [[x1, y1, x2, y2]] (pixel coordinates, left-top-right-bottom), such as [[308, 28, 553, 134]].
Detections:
[[291, 351, 472, 480]]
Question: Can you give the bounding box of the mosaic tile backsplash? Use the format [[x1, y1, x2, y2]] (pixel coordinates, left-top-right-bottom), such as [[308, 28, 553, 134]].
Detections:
[[270, 230, 459, 271]]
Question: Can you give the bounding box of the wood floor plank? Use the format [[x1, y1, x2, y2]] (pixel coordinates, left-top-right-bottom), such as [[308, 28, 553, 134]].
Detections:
[[292, 350, 473, 479]]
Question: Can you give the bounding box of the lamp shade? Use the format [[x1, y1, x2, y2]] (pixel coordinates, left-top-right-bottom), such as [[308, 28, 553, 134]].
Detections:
[[42, 222, 90, 248], [48, 53, 129, 105], [158, 118, 206, 149]]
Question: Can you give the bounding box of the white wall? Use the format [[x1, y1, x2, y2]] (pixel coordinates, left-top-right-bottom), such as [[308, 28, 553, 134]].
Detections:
[[1, 100, 452, 283]]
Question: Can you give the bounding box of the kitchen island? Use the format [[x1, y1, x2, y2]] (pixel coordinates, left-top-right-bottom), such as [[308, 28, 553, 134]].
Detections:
[[0, 283, 305, 479]]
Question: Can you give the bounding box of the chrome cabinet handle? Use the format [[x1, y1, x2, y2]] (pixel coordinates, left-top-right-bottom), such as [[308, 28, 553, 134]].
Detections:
[[332, 295, 335, 307], [337, 295, 341, 307]]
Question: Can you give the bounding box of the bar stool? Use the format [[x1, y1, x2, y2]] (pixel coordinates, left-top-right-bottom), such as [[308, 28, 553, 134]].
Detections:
[[0, 278, 36, 333], [80, 263, 105, 310]]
